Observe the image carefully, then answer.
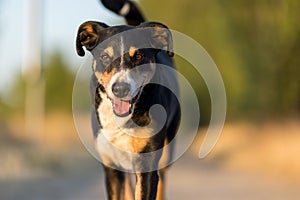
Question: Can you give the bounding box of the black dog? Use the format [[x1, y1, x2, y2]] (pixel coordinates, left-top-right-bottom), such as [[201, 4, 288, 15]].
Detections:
[[76, 1, 180, 199]]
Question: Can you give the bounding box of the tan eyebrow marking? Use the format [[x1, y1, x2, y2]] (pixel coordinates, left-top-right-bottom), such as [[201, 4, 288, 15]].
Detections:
[[103, 46, 114, 58], [129, 46, 138, 57]]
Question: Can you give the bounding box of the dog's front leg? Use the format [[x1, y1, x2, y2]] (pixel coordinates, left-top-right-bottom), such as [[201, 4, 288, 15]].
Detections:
[[135, 171, 159, 200], [103, 166, 127, 200]]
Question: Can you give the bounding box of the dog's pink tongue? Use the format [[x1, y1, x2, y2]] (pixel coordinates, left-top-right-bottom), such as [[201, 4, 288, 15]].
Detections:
[[113, 99, 131, 116]]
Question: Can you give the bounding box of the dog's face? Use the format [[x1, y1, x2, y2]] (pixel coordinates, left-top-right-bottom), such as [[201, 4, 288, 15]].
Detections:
[[76, 21, 173, 117]]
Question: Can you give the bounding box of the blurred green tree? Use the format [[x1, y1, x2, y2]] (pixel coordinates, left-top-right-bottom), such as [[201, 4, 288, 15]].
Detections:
[[7, 50, 75, 115], [44, 50, 75, 113], [141, 0, 300, 122]]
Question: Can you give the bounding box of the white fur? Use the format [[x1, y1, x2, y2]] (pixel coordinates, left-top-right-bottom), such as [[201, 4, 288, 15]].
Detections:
[[96, 92, 153, 170], [107, 69, 139, 100], [119, 2, 130, 16], [107, 63, 156, 100]]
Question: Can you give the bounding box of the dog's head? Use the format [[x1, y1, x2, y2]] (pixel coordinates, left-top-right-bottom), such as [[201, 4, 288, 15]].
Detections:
[[76, 21, 173, 117]]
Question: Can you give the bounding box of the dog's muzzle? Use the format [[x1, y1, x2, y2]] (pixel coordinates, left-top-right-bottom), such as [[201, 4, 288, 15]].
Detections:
[[112, 82, 131, 98], [109, 82, 142, 117]]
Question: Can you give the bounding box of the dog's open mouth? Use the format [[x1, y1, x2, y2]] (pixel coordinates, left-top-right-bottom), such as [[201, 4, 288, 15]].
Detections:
[[110, 88, 142, 117], [111, 99, 132, 117]]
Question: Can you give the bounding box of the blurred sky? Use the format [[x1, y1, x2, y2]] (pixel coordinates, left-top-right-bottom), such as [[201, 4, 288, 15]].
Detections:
[[0, 0, 128, 94]]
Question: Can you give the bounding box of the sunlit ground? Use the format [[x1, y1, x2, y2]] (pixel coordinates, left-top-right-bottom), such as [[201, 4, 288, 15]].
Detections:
[[193, 118, 300, 185], [1, 114, 300, 199]]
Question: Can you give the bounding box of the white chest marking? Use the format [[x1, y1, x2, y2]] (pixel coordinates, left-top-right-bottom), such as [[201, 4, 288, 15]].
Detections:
[[96, 93, 152, 170]]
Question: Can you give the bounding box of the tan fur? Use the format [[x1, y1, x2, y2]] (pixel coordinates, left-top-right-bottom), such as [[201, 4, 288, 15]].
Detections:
[[128, 132, 149, 153], [110, 181, 118, 200], [156, 139, 169, 200], [100, 69, 117, 92], [129, 46, 138, 57], [83, 24, 94, 33], [124, 173, 134, 200], [93, 60, 97, 71], [157, 169, 166, 200], [94, 70, 102, 80], [158, 139, 170, 168], [157, 179, 163, 200], [135, 173, 143, 200], [104, 46, 114, 58], [105, 127, 151, 153]]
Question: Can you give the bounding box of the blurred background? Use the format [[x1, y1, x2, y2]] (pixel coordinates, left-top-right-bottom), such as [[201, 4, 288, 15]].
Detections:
[[0, 0, 300, 199]]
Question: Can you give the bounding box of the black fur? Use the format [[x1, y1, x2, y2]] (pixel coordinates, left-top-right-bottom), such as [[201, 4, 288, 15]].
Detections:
[[101, 0, 145, 26], [76, 1, 180, 199]]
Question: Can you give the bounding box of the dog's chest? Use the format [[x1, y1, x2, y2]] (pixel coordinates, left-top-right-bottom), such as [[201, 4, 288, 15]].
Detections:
[[95, 96, 152, 169]]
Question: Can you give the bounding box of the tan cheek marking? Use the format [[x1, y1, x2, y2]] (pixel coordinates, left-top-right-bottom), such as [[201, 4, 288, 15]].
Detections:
[[95, 71, 102, 81], [104, 46, 114, 58], [100, 68, 117, 91], [129, 47, 138, 57]]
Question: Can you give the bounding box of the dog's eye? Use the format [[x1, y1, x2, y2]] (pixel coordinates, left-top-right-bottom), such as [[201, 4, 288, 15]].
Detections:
[[135, 53, 144, 61], [100, 54, 110, 61]]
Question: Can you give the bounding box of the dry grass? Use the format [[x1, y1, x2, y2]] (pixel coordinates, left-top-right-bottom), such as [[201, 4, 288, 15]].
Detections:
[[192, 119, 300, 185]]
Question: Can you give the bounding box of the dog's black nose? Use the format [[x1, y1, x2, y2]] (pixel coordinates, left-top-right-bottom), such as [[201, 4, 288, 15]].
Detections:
[[112, 82, 130, 98]]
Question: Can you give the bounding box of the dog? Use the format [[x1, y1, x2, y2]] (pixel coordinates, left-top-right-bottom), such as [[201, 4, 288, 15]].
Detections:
[[76, 0, 180, 199]]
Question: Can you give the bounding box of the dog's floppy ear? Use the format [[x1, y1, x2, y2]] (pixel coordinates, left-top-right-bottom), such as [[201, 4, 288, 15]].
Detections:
[[76, 21, 109, 56], [139, 22, 174, 57]]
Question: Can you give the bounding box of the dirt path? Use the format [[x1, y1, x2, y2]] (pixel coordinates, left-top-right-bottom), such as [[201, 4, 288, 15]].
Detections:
[[1, 153, 299, 200], [167, 155, 300, 200]]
